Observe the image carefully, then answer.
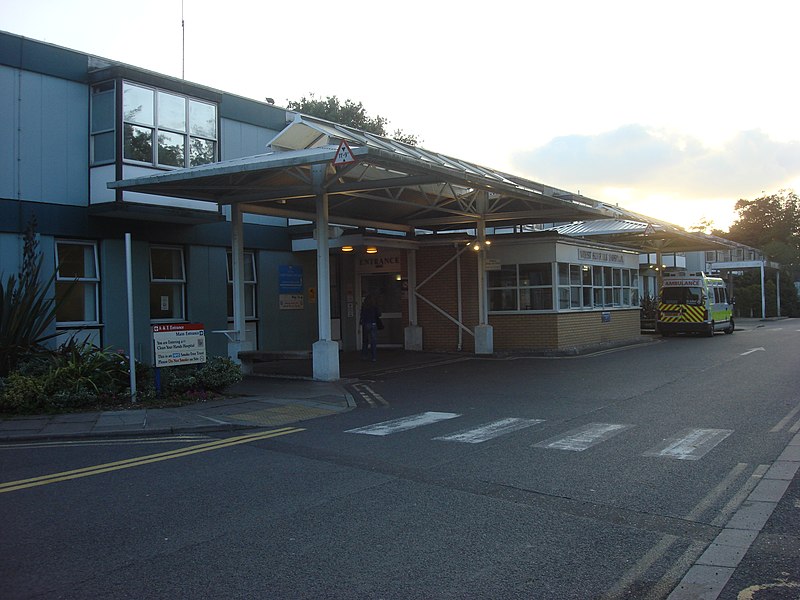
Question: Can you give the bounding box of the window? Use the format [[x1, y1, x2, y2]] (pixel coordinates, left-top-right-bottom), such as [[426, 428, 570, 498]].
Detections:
[[488, 263, 553, 312], [226, 251, 257, 319], [55, 241, 99, 325], [558, 263, 639, 310], [122, 82, 217, 168], [90, 82, 116, 165], [150, 246, 185, 321]]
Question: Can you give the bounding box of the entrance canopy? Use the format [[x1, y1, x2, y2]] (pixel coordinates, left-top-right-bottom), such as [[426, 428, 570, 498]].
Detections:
[[543, 217, 732, 253], [109, 114, 624, 232]]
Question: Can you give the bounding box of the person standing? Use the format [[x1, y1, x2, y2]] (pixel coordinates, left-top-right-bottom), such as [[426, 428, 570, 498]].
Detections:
[[359, 294, 381, 361]]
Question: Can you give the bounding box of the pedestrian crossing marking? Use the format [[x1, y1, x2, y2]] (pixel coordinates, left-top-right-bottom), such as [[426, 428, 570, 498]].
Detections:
[[346, 411, 460, 436], [534, 423, 632, 451], [643, 428, 733, 460], [345, 413, 736, 463], [434, 418, 545, 444]]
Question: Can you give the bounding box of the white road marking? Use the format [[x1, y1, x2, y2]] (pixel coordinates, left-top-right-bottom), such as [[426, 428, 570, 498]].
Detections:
[[770, 402, 800, 433], [0, 435, 212, 450], [346, 411, 460, 436], [740, 347, 765, 356], [434, 418, 544, 444], [534, 423, 631, 452], [644, 428, 733, 460]]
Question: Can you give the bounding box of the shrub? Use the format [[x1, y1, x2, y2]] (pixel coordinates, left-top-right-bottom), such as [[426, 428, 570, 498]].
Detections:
[[159, 356, 242, 396], [0, 218, 62, 376], [0, 372, 47, 413]]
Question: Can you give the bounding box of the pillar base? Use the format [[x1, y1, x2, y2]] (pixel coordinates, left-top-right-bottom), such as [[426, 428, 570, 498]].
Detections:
[[228, 340, 254, 375], [404, 325, 423, 351], [474, 324, 494, 355], [313, 340, 340, 381]]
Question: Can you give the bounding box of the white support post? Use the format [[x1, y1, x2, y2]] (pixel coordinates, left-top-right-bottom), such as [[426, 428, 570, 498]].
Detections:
[[776, 269, 781, 317], [230, 203, 251, 372], [125, 233, 137, 403], [311, 164, 339, 380], [474, 216, 493, 355], [404, 248, 422, 350], [760, 261, 766, 319]]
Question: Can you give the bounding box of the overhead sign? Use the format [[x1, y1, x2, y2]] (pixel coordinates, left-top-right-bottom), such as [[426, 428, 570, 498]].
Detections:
[[153, 323, 206, 367], [333, 140, 356, 166]]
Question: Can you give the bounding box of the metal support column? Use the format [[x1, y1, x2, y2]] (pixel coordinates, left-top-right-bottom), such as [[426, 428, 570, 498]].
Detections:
[[228, 203, 252, 371], [404, 248, 422, 350], [760, 261, 766, 319], [776, 269, 781, 316], [311, 164, 339, 380], [474, 215, 493, 354]]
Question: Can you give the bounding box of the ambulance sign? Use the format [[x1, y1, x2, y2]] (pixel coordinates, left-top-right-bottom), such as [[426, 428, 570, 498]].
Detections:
[[153, 323, 207, 367]]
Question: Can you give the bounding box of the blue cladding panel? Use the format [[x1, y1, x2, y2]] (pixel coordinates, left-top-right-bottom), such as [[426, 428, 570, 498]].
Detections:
[[0, 66, 17, 198], [220, 119, 279, 160], [16, 70, 88, 205]]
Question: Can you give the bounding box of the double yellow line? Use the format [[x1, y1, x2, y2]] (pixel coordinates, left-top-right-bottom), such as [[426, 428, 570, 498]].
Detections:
[[0, 427, 304, 494]]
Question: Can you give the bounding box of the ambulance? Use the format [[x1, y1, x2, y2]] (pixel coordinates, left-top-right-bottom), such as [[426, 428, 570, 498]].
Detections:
[[657, 271, 734, 336]]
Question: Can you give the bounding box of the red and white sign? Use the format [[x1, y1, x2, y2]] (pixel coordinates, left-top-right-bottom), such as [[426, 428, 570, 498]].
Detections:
[[153, 323, 206, 367], [332, 140, 356, 166]]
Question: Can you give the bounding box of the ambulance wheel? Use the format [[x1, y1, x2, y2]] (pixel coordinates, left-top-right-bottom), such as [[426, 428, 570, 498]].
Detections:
[[704, 322, 715, 337], [724, 319, 735, 334]]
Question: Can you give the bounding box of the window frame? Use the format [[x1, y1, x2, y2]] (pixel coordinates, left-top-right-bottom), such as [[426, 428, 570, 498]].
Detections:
[[226, 250, 258, 320], [149, 245, 187, 323], [54, 240, 101, 327], [121, 81, 218, 169], [488, 263, 554, 313]]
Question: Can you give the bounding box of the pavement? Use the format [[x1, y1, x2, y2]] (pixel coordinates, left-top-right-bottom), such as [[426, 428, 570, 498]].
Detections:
[[0, 349, 469, 442]]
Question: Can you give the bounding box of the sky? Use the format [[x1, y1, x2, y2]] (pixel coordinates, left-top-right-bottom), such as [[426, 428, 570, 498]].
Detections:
[[4, 0, 800, 232]]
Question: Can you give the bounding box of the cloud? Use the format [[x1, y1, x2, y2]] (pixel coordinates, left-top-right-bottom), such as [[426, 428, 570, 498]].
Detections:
[[510, 125, 800, 198]]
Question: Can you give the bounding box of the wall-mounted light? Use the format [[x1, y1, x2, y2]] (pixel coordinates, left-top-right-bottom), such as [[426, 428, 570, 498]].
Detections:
[[341, 245, 354, 252], [395, 274, 402, 281], [366, 246, 378, 254]]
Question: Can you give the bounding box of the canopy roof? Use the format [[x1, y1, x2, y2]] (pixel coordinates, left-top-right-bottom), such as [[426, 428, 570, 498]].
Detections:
[[109, 114, 626, 233], [543, 216, 732, 253]]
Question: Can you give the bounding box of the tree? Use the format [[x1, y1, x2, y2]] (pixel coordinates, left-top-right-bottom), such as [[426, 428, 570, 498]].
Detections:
[[726, 190, 799, 268], [286, 94, 420, 146], [725, 190, 800, 317]]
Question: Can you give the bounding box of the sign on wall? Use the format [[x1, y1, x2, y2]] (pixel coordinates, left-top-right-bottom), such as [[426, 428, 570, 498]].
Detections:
[[356, 252, 401, 273], [279, 265, 304, 310], [153, 323, 206, 367]]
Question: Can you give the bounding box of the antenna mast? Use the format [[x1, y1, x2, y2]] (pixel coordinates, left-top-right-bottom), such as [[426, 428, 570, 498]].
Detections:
[[181, 0, 185, 79]]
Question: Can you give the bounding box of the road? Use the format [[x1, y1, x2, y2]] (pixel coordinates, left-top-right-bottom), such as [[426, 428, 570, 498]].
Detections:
[[1, 321, 799, 599]]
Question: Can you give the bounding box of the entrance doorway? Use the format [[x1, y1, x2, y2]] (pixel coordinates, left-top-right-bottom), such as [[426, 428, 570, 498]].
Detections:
[[359, 272, 403, 348]]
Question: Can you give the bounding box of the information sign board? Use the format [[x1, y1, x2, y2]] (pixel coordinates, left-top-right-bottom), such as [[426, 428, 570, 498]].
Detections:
[[153, 323, 207, 367]]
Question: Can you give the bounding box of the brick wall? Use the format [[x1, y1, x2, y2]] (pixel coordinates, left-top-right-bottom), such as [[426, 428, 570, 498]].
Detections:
[[416, 246, 479, 352]]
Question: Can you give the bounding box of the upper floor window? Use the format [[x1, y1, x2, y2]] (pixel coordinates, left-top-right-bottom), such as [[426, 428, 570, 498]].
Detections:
[[55, 241, 100, 325], [122, 82, 217, 169], [90, 82, 116, 165]]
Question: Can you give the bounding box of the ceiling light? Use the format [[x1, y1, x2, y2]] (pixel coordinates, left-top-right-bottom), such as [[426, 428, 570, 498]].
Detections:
[[341, 245, 354, 252], [366, 246, 378, 254]]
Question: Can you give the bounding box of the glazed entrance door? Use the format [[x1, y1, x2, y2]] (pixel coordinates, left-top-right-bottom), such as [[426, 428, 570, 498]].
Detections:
[[359, 272, 403, 347]]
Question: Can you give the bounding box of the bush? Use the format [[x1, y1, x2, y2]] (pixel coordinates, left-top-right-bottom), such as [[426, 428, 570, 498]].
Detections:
[[159, 356, 242, 396], [0, 372, 47, 413], [0, 347, 243, 414]]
